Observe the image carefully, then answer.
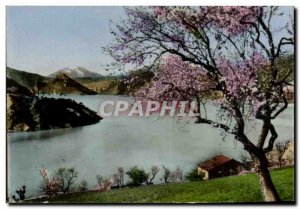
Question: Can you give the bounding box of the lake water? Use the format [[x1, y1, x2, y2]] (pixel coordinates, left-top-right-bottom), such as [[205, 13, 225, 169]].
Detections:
[[7, 95, 294, 197]]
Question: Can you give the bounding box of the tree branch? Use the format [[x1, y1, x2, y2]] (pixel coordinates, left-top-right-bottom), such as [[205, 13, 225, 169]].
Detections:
[[275, 37, 294, 58], [195, 117, 232, 133], [271, 96, 288, 119], [263, 123, 278, 153]]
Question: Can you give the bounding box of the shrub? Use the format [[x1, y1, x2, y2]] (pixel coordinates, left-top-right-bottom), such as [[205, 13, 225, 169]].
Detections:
[[185, 168, 203, 181], [126, 166, 148, 186], [173, 166, 184, 182], [39, 168, 60, 197], [96, 175, 112, 192], [117, 167, 125, 187], [112, 167, 125, 188], [54, 167, 78, 194], [96, 175, 104, 188]]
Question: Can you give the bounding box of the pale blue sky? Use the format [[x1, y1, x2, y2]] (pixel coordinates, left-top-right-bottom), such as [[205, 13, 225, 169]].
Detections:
[[6, 6, 293, 76], [7, 6, 125, 75]]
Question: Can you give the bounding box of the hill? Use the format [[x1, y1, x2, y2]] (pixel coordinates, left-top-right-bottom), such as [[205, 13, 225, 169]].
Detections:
[[30, 167, 294, 203], [49, 67, 103, 78], [117, 69, 154, 95], [39, 73, 98, 95], [6, 77, 33, 96], [6, 67, 48, 93], [75, 77, 121, 95], [75, 69, 154, 95], [7, 94, 102, 132], [6, 67, 154, 95], [7, 67, 98, 95]]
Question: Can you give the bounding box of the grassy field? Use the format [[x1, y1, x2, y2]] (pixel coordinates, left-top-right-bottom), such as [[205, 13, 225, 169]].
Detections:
[[32, 167, 294, 203]]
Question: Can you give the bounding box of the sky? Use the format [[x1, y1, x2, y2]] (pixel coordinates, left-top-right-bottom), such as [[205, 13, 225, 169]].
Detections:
[[6, 6, 294, 76], [7, 6, 125, 76]]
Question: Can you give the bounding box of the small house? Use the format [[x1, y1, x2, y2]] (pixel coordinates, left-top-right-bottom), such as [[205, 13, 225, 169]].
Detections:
[[197, 155, 243, 180]]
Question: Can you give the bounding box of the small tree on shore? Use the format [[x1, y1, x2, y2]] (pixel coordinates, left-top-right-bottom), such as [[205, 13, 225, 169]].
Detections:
[[161, 165, 171, 183], [118, 167, 125, 187], [126, 166, 148, 186], [96, 175, 104, 188], [146, 165, 160, 185], [96, 175, 112, 192], [54, 167, 78, 194], [39, 168, 60, 197], [174, 166, 184, 181]]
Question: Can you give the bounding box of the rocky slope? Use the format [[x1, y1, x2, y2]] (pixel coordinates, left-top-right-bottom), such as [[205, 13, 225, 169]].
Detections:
[[75, 77, 121, 95], [40, 73, 97, 95]]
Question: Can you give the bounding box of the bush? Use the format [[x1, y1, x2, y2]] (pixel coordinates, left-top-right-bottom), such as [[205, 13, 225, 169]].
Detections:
[[185, 168, 203, 181], [79, 180, 88, 192], [96, 175, 112, 192], [171, 166, 184, 182], [126, 166, 148, 186], [39, 168, 60, 197], [96, 175, 104, 188]]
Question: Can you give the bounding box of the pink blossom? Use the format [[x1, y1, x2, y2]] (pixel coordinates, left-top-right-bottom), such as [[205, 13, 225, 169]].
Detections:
[[134, 54, 215, 102]]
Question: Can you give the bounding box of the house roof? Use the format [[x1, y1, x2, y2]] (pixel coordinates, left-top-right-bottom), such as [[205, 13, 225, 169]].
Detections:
[[198, 155, 233, 171]]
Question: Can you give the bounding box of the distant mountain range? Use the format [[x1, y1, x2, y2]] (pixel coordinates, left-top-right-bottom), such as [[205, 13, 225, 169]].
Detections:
[[7, 67, 97, 95], [48, 67, 103, 78]]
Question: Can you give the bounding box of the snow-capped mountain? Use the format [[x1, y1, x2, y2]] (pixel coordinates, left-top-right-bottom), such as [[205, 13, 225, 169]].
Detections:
[[48, 67, 103, 78]]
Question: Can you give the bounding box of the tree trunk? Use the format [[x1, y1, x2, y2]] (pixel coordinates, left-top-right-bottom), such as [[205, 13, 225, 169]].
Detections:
[[256, 155, 281, 202]]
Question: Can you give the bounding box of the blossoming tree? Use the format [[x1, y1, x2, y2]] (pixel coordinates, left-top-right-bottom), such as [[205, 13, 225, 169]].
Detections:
[[104, 6, 294, 202]]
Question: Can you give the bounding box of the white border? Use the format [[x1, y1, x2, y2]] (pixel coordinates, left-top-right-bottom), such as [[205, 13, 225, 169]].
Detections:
[[1, 0, 298, 208]]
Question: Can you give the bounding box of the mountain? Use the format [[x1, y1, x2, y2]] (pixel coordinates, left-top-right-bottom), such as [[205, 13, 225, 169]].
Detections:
[[6, 67, 153, 96], [7, 67, 98, 95], [49, 67, 103, 78], [40, 73, 98, 95]]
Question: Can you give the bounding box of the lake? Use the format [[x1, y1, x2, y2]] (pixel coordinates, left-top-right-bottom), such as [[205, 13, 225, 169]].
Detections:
[[7, 95, 294, 197]]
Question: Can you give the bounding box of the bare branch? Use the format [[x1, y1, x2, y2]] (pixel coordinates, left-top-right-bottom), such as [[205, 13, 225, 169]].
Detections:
[[271, 96, 288, 119], [195, 117, 233, 133], [263, 123, 278, 153], [275, 37, 294, 58]]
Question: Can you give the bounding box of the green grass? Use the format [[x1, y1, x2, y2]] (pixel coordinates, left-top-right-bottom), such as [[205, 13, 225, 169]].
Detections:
[[33, 167, 294, 203]]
